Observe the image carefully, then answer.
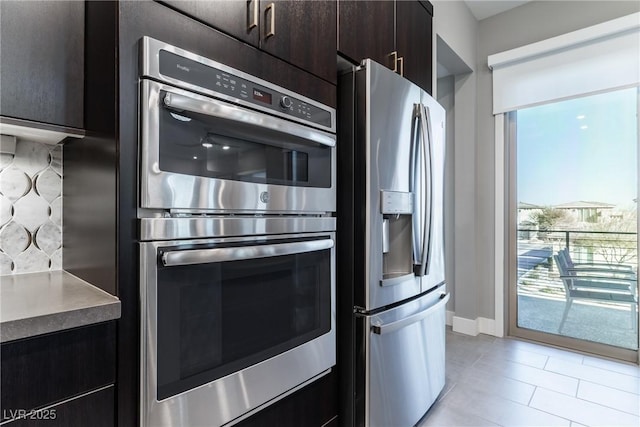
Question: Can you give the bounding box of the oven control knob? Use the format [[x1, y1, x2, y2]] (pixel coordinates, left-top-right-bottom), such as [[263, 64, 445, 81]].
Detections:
[[280, 96, 292, 109]]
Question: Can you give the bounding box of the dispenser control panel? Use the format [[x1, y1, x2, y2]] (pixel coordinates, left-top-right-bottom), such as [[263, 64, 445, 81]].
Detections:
[[380, 191, 413, 215]]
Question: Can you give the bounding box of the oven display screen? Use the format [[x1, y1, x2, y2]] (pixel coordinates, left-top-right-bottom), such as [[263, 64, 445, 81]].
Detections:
[[253, 88, 272, 104]]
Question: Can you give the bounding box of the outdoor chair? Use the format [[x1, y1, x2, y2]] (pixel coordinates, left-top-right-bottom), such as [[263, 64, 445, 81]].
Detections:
[[559, 248, 635, 274], [554, 253, 637, 334]]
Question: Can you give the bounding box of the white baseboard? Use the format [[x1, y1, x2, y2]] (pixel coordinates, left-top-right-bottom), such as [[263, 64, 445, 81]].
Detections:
[[478, 317, 498, 336], [446, 310, 454, 326], [451, 315, 498, 337]]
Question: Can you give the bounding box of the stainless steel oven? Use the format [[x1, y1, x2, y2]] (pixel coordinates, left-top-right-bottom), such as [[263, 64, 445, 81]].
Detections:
[[138, 37, 337, 426], [140, 217, 336, 426], [139, 36, 336, 214]]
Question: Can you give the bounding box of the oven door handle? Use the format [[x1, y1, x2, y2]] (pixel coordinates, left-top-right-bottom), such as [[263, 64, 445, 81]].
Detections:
[[162, 90, 336, 147], [162, 239, 334, 267]]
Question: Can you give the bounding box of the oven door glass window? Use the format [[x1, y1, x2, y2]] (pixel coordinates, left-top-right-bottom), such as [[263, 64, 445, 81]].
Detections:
[[155, 238, 332, 400], [158, 92, 332, 188]]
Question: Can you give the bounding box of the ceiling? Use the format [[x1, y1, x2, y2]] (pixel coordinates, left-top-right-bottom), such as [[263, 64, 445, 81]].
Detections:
[[464, 0, 532, 21]]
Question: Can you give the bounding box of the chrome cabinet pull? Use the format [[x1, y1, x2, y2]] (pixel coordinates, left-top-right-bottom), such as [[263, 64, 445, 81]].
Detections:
[[389, 51, 398, 73], [388, 51, 404, 76], [247, 0, 258, 30], [265, 3, 275, 38]]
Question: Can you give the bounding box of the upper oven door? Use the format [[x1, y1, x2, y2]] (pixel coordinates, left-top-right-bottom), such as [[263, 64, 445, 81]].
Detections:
[[140, 79, 336, 213]]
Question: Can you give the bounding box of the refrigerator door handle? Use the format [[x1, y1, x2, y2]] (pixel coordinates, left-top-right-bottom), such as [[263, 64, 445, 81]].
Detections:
[[371, 293, 449, 335], [410, 104, 422, 265], [414, 104, 433, 277]]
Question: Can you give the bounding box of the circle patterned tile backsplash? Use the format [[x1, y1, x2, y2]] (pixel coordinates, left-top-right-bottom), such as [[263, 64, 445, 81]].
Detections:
[[0, 139, 63, 275]]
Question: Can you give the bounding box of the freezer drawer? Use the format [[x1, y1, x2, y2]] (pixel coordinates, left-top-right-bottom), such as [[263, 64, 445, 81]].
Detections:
[[358, 290, 449, 427]]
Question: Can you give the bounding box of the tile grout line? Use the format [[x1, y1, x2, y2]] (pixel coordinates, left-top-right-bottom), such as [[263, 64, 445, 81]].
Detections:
[[435, 332, 640, 427], [526, 388, 581, 426], [527, 385, 537, 407], [544, 356, 640, 395], [572, 381, 640, 417], [533, 386, 640, 422]]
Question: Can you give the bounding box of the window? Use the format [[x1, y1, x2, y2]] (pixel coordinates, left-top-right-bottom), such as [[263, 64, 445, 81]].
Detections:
[[513, 88, 638, 352]]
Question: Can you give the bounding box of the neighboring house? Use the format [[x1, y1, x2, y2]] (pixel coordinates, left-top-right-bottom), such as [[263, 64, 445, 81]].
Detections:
[[553, 201, 615, 223], [517, 202, 542, 226]]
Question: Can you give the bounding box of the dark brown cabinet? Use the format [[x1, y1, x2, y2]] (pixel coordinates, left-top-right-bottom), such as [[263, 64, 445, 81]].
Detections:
[[338, 0, 433, 93], [160, 0, 260, 46], [81, 1, 339, 425], [396, 0, 433, 93], [259, 1, 337, 84], [0, 322, 116, 426], [337, 1, 395, 69], [0, 0, 84, 129], [160, 0, 337, 83]]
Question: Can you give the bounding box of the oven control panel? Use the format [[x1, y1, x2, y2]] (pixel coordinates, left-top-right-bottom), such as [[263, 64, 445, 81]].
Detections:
[[157, 50, 332, 129]]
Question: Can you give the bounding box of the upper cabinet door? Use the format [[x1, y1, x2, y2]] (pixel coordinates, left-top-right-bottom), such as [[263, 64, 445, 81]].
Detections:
[[159, 1, 336, 84], [0, 0, 84, 129], [159, 0, 261, 47], [396, 0, 433, 94], [259, 1, 337, 84], [338, 0, 395, 68]]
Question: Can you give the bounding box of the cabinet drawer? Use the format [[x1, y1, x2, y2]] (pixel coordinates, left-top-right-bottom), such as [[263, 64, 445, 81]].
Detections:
[[1, 322, 116, 418], [3, 386, 114, 427]]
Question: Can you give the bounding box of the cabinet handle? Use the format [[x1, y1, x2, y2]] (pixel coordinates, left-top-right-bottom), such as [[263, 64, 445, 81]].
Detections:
[[398, 56, 404, 77], [265, 3, 275, 38], [247, 0, 258, 30], [388, 51, 398, 73]]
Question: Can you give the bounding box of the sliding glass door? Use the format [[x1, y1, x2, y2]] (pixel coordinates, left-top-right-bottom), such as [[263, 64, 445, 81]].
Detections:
[[508, 87, 639, 361]]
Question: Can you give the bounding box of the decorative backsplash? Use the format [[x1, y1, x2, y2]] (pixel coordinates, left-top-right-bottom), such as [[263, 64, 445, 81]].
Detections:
[[0, 139, 62, 275]]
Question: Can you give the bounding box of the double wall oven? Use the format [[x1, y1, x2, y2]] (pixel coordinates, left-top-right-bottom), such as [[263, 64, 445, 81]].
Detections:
[[138, 37, 336, 426]]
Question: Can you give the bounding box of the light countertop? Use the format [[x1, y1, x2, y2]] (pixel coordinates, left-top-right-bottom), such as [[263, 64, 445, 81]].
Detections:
[[0, 270, 120, 343]]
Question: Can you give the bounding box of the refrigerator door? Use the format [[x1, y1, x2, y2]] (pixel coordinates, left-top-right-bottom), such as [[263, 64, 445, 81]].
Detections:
[[359, 288, 449, 427], [419, 93, 446, 292], [359, 59, 423, 311]]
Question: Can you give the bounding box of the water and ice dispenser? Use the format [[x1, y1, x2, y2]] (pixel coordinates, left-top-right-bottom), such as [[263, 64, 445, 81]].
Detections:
[[380, 190, 414, 283]]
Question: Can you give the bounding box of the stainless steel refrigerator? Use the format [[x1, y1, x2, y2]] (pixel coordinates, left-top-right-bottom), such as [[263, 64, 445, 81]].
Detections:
[[337, 59, 448, 427]]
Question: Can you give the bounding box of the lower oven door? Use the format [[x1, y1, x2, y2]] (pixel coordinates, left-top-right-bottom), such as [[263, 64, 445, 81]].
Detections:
[[358, 288, 449, 427], [140, 231, 336, 426]]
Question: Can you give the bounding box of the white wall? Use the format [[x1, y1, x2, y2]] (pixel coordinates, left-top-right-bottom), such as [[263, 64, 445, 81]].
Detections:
[[433, 1, 480, 325], [433, 0, 477, 72], [432, 0, 640, 334], [437, 75, 455, 316], [476, 0, 640, 322]]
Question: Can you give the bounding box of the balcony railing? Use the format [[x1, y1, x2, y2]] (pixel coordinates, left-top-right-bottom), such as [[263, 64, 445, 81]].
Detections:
[[516, 229, 638, 350], [517, 229, 637, 272]]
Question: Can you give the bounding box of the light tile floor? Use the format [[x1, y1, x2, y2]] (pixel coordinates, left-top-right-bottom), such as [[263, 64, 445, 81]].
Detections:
[[419, 328, 640, 427]]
